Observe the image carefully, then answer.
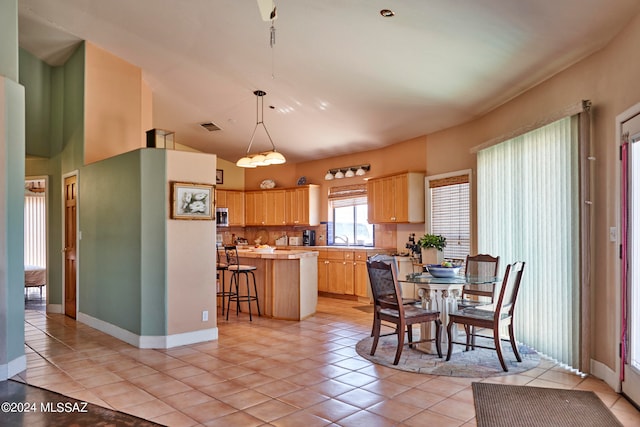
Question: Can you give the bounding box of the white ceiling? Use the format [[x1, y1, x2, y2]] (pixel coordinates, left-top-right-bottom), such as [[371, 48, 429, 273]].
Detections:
[[17, 0, 640, 164]]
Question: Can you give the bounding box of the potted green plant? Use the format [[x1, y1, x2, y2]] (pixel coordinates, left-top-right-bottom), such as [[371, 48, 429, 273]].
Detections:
[[418, 234, 446, 265]]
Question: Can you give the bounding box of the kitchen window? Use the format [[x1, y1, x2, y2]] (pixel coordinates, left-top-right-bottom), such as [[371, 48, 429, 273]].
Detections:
[[328, 184, 374, 246]]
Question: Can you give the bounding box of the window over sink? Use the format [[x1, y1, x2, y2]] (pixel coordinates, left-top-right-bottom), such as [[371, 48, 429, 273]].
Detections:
[[328, 184, 374, 246]]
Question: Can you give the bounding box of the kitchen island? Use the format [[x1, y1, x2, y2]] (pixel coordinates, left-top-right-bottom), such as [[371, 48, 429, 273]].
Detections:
[[219, 248, 318, 320]]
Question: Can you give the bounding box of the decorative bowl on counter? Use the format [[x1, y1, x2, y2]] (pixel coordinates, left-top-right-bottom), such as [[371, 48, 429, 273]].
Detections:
[[253, 246, 276, 253], [426, 264, 462, 278]]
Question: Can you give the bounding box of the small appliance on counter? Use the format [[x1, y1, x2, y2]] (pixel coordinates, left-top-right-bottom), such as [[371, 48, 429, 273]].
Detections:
[[215, 207, 229, 227], [302, 230, 316, 246], [288, 236, 302, 246], [275, 235, 288, 246]]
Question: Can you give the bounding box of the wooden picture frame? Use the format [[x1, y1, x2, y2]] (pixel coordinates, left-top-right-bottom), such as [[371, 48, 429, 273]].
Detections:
[[171, 182, 214, 220], [216, 169, 224, 185]]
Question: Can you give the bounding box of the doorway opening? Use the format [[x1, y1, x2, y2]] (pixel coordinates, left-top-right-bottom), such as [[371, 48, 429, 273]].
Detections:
[[24, 178, 47, 312]]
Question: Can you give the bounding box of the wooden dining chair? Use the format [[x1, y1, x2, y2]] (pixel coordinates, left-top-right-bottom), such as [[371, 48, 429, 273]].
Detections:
[[367, 254, 420, 337], [458, 254, 500, 309], [367, 260, 442, 365], [446, 261, 525, 372]]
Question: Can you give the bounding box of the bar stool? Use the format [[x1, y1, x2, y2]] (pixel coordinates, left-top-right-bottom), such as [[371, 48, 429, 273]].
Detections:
[[216, 247, 233, 316], [224, 245, 261, 321]]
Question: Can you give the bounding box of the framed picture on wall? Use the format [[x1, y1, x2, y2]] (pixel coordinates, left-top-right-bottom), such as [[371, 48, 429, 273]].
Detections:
[[171, 182, 214, 220], [216, 169, 224, 184]]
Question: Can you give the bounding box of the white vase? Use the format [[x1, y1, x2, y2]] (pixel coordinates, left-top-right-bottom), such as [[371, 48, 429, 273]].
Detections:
[[421, 248, 444, 265]]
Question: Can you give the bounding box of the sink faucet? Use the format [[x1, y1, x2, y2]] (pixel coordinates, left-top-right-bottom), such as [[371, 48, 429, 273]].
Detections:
[[334, 235, 349, 246]]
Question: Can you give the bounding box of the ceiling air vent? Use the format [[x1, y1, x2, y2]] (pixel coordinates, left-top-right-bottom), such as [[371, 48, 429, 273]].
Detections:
[[200, 122, 222, 132]]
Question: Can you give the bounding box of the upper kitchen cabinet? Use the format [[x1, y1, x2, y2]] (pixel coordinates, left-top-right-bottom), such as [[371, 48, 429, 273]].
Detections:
[[215, 189, 245, 226], [245, 185, 320, 226], [367, 171, 425, 223], [286, 185, 320, 226]]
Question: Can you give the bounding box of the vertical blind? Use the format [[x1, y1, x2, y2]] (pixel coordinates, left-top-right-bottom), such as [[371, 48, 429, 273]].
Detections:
[[477, 116, 581, 369], [429, 175, 470, 260], [24, 194, 47, 267]]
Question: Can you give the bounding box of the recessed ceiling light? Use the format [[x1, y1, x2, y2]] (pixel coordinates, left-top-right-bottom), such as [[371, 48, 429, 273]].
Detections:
[[380, 9, 395, 17]]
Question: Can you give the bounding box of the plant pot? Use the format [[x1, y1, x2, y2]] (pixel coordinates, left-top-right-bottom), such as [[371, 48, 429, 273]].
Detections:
[[421, 248, 444, 265]]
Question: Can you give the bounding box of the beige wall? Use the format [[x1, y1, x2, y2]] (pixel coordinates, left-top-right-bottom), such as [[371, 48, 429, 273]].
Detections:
[[85, 42, 151, 164], [215, 157, 245, 190], [166, 150, 217, 335], [425, 13, 640, 374]]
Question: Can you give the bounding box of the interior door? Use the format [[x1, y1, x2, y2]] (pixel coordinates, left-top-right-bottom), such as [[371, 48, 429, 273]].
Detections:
[[64, 175, 77, 319], [622, 113, 640, 404]]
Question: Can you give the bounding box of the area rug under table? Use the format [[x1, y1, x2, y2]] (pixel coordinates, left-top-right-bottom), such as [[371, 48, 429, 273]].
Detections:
[[355, 335, 540, 377], [472, 382, 622, 427]]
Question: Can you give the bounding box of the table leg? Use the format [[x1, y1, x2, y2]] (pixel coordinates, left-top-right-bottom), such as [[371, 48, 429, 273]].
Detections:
[[416, 288, 460, 354]]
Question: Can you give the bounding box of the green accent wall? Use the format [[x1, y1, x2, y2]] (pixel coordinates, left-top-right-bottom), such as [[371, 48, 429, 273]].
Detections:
[[140, 150, 168, 335], [21, 41, 169, 340], [2, 78, 26, 363], [0, 0, 18, 81], [19, 50, 51, 158], [79, 149, 167, 335]]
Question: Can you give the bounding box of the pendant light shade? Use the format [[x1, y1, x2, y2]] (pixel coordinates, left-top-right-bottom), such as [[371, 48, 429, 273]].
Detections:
[[236, 90, 286, 168], [236, 156, 256, 168], [324, 170, 334, 180], [265, 150, 286, 164], [345, 168, 355, 178]]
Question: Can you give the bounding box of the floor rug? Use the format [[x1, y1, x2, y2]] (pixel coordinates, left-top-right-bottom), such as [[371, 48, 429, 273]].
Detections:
[[355, 335, 540, 377], [472, 382, 622, 427]]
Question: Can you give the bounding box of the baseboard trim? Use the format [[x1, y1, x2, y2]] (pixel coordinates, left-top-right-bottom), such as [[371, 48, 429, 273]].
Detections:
[[0, 355, 27, 381], [78, 312, 218, 349], [591, 358, 620, 392], [46, 303, 62, 314]]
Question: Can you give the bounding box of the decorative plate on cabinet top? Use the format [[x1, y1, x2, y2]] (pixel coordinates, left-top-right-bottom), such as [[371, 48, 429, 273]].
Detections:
[[297, 176, 307, 185], [260, 179, 276, 189]]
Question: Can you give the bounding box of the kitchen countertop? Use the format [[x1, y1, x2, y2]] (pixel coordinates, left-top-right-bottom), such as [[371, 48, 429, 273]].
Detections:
[[236, 248, 319, 259], [277, 245, 395, 252]]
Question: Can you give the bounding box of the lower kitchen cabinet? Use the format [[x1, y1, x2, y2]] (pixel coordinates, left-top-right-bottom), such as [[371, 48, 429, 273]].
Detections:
[[318, 249, 391, 299]]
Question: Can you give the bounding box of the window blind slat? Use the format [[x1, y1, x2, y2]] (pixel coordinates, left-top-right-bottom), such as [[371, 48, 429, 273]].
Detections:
[[430, 180, 470, 260]]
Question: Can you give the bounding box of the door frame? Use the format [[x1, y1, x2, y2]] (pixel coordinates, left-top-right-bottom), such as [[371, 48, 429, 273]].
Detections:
[[62, 170, 79, 319], [615, 102, 640, 397]]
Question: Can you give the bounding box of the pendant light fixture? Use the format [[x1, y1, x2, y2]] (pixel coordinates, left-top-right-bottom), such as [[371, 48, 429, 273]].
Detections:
[[236, 90, 286, 168]]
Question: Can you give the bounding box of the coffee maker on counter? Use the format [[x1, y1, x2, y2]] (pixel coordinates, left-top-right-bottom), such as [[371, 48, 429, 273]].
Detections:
[[302, 230, 316, 246]]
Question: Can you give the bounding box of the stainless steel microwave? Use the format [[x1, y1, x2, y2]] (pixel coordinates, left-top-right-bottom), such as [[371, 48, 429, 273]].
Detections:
[[216, 207, 229, 227]]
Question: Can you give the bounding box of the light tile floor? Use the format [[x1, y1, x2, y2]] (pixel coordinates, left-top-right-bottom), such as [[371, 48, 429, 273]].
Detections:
[[13, 297, 640, 426]]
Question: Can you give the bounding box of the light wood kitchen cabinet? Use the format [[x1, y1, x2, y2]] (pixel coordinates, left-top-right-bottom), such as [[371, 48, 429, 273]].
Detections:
[[320, 250, 354, 295], [215, 189, 245, 226], [317, 250, 329, 292], [285, 185, 320, 226], [244, 191, 265, 226], [354, 252, 369, 298], [367, 171, 425, 223], [244, 185, 319, 226], [265, 189, 287, 225]]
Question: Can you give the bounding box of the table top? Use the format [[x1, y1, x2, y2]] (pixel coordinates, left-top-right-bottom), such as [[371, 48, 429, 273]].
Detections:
[[401, 272, 499, 285]]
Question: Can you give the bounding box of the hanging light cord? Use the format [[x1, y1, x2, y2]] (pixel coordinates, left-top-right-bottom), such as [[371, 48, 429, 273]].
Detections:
[[270, 21, 276, 78], [245, 91, 276, 155]]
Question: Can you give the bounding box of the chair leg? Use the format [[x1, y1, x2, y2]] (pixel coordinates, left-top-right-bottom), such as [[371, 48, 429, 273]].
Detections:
[[407, 324, 414, 348], [226, 272, 237, 320], [244, 272, 253, 321], [250, 271, 261, 316], [494, 327, 508, 372], [393, 320, 406, 365], [446, 320, 455, 361], [434, 319, 442, 358], [508, 323, 522, 362], [464, 325, 472, 351], [370, 315, 382, 356]]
